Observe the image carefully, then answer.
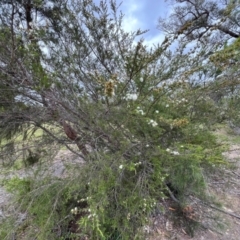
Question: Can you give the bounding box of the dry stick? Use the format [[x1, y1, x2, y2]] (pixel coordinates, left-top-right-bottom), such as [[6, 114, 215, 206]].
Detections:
[[232, 171, 240, 178], [201, 202, 240, 221]]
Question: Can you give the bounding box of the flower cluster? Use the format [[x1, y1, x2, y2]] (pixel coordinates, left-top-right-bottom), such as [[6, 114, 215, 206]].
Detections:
[[71, 205, 93, 217], [104, 79, 115, 97], [87, 213, 97, 219], [142, 198, 157, 212], [136, 106, 145, 115], [171, 118, 189, 128], [134, 161, 142, 166], [71, 207, 79, 215], [175, 98, 188, 105], [166, 148, 180, 155], [159, 116, 189, 129], [148, 119, 158, 127], [77, 197, 91, 203], [125, 93, 138, 101]]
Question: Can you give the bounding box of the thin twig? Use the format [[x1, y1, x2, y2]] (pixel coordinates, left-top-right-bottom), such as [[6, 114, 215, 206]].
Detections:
[[194, 198, 240, 221]]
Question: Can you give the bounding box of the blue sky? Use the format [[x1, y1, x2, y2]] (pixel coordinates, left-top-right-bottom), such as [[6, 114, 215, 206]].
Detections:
[[96, 0, 170, 47], [119, 0, 169, 46]]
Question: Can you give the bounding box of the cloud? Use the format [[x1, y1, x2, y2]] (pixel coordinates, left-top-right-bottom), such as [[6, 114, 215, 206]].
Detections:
[[119, 0, 168, 47], [144, 33, 165, 47], [121, 0, 144, 32], [122, 14, 140, 33]]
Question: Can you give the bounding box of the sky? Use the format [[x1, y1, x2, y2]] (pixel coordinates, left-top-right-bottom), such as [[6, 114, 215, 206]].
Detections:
[[32, 0, 171, 48], [112, 0, 170, 47]]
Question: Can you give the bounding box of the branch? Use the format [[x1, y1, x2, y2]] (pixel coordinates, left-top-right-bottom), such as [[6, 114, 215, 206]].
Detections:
[[34, 122, 85, 159], [204, 202, 240, 220], [217, 26, 240, 38], [165, 184, 180, 204], [211, 25, 240, 38]]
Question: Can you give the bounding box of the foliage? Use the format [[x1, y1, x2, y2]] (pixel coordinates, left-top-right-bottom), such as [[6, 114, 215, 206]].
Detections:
[[1, 176, 78, 239], [158, 0, 240, 43], [159, 0, 240, 125], [0, 0, 234, 239]]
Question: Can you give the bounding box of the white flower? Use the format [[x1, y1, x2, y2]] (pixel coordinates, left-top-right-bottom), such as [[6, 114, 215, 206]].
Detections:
[[134, 162, 142, 166], [155, 110, 159, 114], [119, 165, 123, 169], [139, 77, 144, 82], [166, 104, 169, 108], [125, 93, 138, 101], [166, 148, 180, 155], [152, 121, 158, 127], [146, 144, 149, 147], [136, 108, 145, 115], [50, 83, 56, 89], [172, 151, 180, 155], [71, 207, 78, 215], [148, 119, 158, 127]]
